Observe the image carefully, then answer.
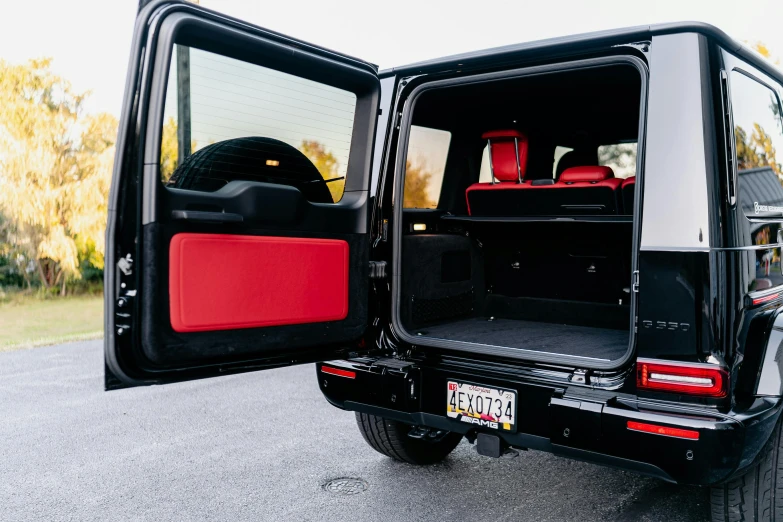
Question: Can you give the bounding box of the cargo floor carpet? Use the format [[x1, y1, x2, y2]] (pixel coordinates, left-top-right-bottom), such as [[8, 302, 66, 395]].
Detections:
[[416, 317, 628, 361]]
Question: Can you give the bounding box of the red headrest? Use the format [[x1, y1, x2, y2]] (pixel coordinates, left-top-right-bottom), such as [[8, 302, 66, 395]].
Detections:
[[482, 129, 528, 182], [560, 166, 614, 183], [621, 176, 635, 188]]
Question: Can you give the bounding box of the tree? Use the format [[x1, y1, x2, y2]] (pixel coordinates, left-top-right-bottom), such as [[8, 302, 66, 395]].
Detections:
[[300, 140, 344, 202], [597, 144, 637, 178], [160, 116, 180, 182], [736, 123, 783, 178], [403, 160, 435, 209], [751, 42, 780, 65], [0, 58, 118, 295]]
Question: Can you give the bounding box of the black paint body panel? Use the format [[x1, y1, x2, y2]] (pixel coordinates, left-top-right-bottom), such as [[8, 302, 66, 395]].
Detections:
[[318, 359, 781, 486], [106, 2, 783, 487]]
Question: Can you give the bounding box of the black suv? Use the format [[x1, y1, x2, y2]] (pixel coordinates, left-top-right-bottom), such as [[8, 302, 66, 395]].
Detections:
[[107, 2, 783, 519]]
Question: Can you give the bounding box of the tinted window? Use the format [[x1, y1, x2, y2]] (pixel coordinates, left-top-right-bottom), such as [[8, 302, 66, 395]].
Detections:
[[730, 70, 783, 218], [598, 143, 637, 179], [730, 70, 783, 290], [551, 146, 573, 178], [160, 45, 358, 203], [478, 144, 493, 183], [403, 126, 451, 209]]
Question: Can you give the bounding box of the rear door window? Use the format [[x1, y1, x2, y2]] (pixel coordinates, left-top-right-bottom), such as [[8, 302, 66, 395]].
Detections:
[[162, 45, 358, 203]]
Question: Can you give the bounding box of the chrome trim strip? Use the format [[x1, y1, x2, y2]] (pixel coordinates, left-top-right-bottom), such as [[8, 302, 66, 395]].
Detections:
[[640, 246, 710, 252], [514, 136, 522, 183], [712, 244, 783, 251], [637, 357, 725, 369], [639, 245, 780, 252], [748, 218, 783, 224]]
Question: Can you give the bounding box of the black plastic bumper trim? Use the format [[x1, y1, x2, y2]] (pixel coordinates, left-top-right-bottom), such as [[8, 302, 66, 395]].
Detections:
[[342, 400, 674, 481]]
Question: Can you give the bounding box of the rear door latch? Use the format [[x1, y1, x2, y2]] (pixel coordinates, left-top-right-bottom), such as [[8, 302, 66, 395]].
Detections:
[[369, 261, 387, 279]]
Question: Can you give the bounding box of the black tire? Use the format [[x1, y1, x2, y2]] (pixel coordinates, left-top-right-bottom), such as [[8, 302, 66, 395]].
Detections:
[[710, 415, 783, 521], [355, 412, 462, 465]]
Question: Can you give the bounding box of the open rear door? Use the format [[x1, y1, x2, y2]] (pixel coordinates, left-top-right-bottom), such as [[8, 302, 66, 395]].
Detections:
[[105, 1, 379, 388]]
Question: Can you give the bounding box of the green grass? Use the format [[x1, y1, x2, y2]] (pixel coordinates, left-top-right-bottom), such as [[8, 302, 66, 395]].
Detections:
[[0, 295, 103, 351]]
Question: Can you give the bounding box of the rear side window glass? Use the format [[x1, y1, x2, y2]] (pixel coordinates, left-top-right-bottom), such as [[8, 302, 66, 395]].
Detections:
[[730, 70, 783, 290], [598, 143, 637, 179], [729, 70, 783, 218], [160, 45, 358, 203], [551, 146, 574, 178], [403, 126, 451, 208], [478, 144, 493, 183]]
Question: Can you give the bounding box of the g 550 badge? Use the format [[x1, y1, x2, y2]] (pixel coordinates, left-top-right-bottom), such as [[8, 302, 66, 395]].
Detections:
[[641, 320, 691, 331]]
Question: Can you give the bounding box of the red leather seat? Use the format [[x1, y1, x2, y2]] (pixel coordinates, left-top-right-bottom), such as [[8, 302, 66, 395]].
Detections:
[[552, 166, 623, 214], [465, 130, 528, 215], [466, 164, 623, 216]]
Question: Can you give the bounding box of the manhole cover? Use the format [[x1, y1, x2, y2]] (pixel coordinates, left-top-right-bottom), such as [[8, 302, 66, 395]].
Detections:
[[322, 477, 369, 495]]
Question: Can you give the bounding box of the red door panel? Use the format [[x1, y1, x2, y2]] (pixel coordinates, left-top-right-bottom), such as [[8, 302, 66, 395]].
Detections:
[[169, 233, 349, 333]]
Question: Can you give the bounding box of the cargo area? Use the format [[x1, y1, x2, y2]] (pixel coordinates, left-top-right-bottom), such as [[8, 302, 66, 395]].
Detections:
[[396, 59, 643, 361]]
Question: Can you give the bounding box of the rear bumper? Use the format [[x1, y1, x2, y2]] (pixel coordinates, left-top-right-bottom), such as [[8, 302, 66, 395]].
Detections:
[[316, 359, 782, 486]]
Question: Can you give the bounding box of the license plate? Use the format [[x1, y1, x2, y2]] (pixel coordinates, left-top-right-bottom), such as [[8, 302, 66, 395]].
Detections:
[[446, 380, 517, 431]]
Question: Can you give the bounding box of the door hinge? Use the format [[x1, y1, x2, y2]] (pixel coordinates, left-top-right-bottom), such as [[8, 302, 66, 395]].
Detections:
[[115, 253, 136, 337], [569, 368, 589, 384], [117, 253, 133, 276], [369, 261, 387, 279], [632, 270, 640, 293]]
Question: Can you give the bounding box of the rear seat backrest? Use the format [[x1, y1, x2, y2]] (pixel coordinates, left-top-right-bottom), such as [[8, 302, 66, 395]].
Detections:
[[559, 166, 613, 184], [466, 164, 623, 216], [482, 129, 529, 182], [554, 166, 622, 214], [465, 130, 528, 215], [621, 176, 635, 214]]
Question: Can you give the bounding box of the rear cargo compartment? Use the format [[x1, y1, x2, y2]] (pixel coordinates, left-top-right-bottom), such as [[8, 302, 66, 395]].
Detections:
[[393, 57, 644, 363], [400, 220, 632, 360]]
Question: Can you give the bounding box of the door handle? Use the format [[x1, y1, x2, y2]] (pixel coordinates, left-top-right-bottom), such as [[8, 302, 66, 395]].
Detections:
[[171, 210, 244, 223]]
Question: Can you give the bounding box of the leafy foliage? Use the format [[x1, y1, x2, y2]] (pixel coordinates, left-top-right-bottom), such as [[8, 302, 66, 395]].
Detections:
[[597, 144, 637, 179], [0, 58, 117, 294], [300, 140, 344, 202], [160, 116, 180, 183], [751, 41, 780, 65], [403, 160, 436, 209], [736, 123, 783, 177]]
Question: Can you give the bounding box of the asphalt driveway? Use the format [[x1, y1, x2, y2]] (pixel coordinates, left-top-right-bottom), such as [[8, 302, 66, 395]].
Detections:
[[0, 341, 709, 521]]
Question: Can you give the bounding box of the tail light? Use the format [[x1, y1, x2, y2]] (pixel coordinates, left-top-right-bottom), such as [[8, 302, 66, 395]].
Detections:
[[752, 292, 780, 306], [636, 359, 728, 398], [627, 421, 700, 440], [320, 366, 356, 379]]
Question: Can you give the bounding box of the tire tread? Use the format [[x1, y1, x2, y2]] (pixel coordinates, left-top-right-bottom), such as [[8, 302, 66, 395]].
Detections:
[[354, 412, 461, 465], [711, 415, 782, 521]]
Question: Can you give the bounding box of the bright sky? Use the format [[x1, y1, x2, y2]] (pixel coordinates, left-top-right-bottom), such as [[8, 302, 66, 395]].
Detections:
[[1, 0, 782, 117]]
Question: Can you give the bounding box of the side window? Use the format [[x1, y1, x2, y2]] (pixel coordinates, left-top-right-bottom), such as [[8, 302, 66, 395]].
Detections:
[[551, 146, 573, 178], [161, 45, 358, 203], [598, 143, 637, 179], [478, 144, 493, 183], [730, 70, 783, 290], [729, 70, 783, 218], [403, 126, 451, 209]]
